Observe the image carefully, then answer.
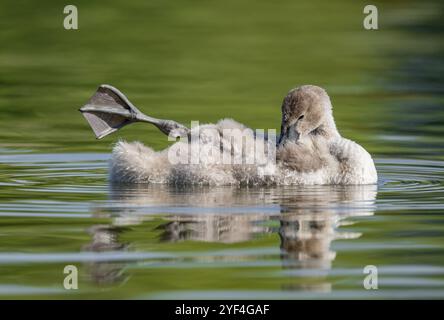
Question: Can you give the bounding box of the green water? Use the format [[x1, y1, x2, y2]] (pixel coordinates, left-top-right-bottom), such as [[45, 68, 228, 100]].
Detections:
[[0, 0, 444, 299]]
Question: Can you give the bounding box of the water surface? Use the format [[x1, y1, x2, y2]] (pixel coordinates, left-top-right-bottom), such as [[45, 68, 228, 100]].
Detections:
[[0, 0, 443, 299]]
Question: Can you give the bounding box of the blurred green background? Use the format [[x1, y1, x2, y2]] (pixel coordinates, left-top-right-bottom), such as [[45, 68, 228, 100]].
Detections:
[[0, 0, 442, 157]]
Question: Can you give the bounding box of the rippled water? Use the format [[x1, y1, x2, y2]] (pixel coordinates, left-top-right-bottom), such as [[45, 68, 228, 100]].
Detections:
[[0, 152, 443, 299], [1, 0, 444, 299]]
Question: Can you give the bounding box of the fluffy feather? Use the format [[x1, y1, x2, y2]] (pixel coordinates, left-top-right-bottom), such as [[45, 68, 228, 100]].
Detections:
[[110, 85, 378, 186]]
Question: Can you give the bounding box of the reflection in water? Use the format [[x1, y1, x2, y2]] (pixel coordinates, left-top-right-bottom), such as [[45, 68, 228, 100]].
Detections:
[[159, 215, 269, 243], [82, 225, 130, 285], [86, 184, 377, 289]]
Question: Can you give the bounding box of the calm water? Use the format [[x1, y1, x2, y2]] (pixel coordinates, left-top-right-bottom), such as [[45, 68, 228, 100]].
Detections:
[[0, 0, 444, 299]]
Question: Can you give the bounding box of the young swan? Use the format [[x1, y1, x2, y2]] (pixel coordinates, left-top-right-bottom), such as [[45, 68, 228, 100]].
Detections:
[[276, 85, 377, 184], [110, 85, 377, 185]]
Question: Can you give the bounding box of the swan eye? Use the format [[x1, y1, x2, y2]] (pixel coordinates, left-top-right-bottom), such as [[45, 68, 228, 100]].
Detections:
[[298, 115, 304, 120]]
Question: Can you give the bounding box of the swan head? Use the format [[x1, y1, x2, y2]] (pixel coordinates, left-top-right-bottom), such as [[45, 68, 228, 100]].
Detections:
[[278, 85, 336, 146]]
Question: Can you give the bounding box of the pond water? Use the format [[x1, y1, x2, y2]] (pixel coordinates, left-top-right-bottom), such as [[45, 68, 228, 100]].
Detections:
[[0, 0, 443, 299]]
